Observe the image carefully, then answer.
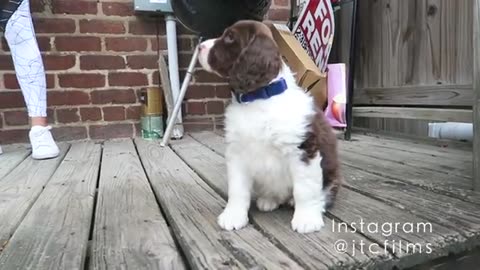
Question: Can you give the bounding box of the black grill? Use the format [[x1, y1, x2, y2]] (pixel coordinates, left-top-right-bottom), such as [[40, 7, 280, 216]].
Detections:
[[171, 0, 272, 38]]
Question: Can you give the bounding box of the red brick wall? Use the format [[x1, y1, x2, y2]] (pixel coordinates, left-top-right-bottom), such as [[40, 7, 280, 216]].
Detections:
[[0, 0, 289, 144]]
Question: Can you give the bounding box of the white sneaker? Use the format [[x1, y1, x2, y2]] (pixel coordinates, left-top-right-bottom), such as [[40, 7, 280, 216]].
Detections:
[[29, 126, 60, 160], [0, 145, 3, 155]]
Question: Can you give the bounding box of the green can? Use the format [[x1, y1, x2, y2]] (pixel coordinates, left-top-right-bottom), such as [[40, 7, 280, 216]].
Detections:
[[141, 115, 164, 139], [140, 87, 164, 140]]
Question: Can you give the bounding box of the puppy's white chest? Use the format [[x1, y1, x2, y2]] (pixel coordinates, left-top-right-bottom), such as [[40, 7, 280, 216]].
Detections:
[[242, 141, 287, 175], [232, 140, 293, 199]]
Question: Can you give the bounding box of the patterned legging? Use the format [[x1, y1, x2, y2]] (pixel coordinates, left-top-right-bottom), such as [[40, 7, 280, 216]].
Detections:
[[1, 0, 46, 117]]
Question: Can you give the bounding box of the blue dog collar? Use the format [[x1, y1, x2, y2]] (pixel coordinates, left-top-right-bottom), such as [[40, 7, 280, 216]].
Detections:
[[234, 78, 288, 103]]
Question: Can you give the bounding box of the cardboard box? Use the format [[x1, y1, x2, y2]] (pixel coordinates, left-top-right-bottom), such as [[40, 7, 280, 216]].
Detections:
[[269, 23, 328, 110]]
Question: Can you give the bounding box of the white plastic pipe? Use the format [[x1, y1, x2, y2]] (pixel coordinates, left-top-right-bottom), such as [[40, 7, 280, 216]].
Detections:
[[165, 14, 184, 138], [428, 122, 473, 142]]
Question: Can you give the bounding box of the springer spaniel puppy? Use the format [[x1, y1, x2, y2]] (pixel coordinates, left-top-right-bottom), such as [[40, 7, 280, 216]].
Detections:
[[198, 20, 341, 234]]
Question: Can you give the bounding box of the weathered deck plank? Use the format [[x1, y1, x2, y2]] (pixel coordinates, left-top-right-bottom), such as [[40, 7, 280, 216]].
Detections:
[[188, 132, 476, 269], [0, 146, 30, 180], [0, 144, 69, 250], [89, 140, 185, 270], [135, 138, 304, 270], [341, 165, 480, 237], [0, 142, 101, 270], [172, 135, 389, 269], [352, 134, 472, 161], [339, 139, 471, 178], [339, 151, 480, 205]]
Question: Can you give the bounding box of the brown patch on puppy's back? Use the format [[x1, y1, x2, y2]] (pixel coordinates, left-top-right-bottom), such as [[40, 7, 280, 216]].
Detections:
[[298, 109, 342, 208]]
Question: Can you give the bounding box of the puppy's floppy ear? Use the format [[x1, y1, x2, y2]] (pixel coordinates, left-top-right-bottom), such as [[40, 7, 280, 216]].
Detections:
[[229, 34, 281, 93]]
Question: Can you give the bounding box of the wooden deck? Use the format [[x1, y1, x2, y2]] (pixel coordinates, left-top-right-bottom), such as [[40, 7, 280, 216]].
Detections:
[[0, 131, 478, 270]]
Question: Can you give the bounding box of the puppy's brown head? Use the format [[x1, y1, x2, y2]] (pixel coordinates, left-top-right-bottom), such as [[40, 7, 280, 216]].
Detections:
[[198, 20, 282, 94]]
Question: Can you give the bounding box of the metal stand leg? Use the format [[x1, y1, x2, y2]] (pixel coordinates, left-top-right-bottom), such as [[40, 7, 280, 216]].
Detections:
[[160, 43, 200, 147], [344, 0, 358, 141]]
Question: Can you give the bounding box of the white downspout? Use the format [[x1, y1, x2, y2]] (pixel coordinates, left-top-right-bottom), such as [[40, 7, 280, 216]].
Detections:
[[428, 122, 473, 142], [165, 14, 184, 138]]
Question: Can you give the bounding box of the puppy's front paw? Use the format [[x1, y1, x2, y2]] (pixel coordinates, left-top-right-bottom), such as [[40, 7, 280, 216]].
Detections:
[[218, 208, 249, 231], [291, 209, 325, 233], [256, 197, 280, 212]]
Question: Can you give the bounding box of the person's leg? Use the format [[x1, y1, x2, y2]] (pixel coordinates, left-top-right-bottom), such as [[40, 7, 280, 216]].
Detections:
[[3, 0, 59, 159]]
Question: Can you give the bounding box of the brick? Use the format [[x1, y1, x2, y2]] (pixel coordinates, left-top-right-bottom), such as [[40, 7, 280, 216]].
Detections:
[[128, 20, 164, 35], [3, 74, 19, 89], [33, 18, 76, 33], [185, 85, 215, 99], [178, 53, 195, 69], [56, 108, 80, 123], [102, 2, 133, 16], [162, 52, 197, 69], [105, 37, 148, 52], [186, 101, 206, 115], [1, 37, 8, 51], [1, 36, 50, 52], [37, 37, 52, 52], [150, 36, 193, 52], [80, 55, 125, 70], [133, 122, 141, 137], [126, 55, 158, 69], [183, 117, 214, 132], [48, 91, 91, 106], [0, 129, 29, 144], [274, 0, 289, 7], [91, 89, 136, 104], [4, 73, 55, 89], [215, 84, 232, 98], [126, 105, 141, 120], [31, 0, 45, 13], [52, 0, 97, 14], [194, 69, 227, 83], [55, 37, 101, 52], [59, 73, 106, 88], [0, 55, 13, 70], [178, 37, 193, 51], [89, 123, 134, 139], [4, 110, 29, 126], [0, 92, 25, 109], [42, 55, 76, 71], [80, 19, 126, 34], [52, 126, 88, 141], [108, 72, 148, 87], [80, 107, 102, 121], [46, 108, 55, 124], [206, 100, 225, 114], [151, 70, 160, 85], [151, 37, 166, 51], [267, 8, 290, 21], [47, 74, 57, 89], [103, 106, 125, 121]]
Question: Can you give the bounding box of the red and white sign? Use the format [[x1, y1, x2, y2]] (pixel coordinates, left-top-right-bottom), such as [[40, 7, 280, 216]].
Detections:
[[292, 0, 335, 73]]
